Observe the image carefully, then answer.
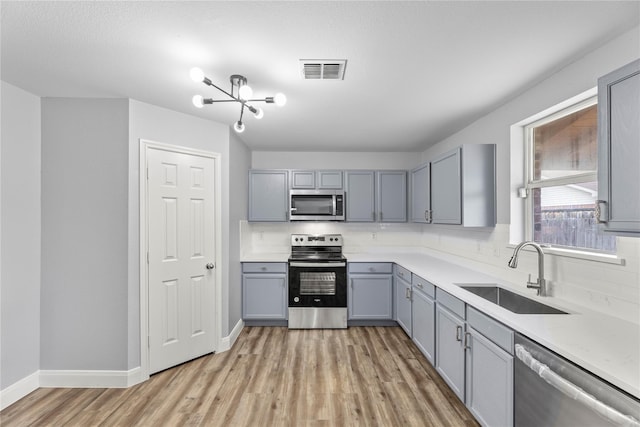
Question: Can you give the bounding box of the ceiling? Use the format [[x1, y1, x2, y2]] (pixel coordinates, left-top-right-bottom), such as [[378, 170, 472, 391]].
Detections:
[[2, 1, 638, 152]]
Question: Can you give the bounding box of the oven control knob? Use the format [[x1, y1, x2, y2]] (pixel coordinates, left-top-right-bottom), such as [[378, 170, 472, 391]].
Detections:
[[294, 297, 300, 303]]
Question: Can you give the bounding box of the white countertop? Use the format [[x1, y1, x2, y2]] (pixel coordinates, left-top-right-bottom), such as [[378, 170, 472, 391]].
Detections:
[[241, 250, 640, 398]]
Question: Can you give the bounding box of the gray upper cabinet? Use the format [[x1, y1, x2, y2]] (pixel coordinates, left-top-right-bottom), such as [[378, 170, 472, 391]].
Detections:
[[248, 170, 289, 222], [317, 170, 343, 189], [291, 170, 343, 189], [597, 59, 640, 234], [290, 170, 315, 189], [411, 162, 430, 223], [377, 171, 407, 222], [345, 171, 376, 222], [346, 170, 407, 222], [431, 149, 462, 224], [430, 144, 496, 227]]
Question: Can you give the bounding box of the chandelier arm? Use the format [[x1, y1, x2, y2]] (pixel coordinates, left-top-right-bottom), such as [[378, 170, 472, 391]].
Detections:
[[238, 103, 246, 123], [205, 80, 240, 102], [206, 99, 242, 103], [246, 98, 274, 103]]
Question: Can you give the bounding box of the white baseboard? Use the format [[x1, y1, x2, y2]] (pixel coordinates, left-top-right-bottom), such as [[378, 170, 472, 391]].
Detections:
[[0, 370, 39, 411], [219, 319, 244, 352], [39, 367, 142, 389], [0, 331, 241, 410]]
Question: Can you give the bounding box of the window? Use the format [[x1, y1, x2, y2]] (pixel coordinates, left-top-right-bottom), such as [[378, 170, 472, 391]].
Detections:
[[523, 96, 616, 252]]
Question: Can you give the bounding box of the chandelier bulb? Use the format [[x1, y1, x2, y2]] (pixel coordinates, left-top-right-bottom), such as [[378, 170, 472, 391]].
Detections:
[[192, 95, 204, 108], [234, 121, 245, 133], [254, 108, 264, 120], [190, 67, 205, 83], [274, 93, 287, 107], [238, 84, 253, 101]]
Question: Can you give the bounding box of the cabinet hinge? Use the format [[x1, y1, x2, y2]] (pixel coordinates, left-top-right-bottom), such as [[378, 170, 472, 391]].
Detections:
[[147, 252, 149, 264]]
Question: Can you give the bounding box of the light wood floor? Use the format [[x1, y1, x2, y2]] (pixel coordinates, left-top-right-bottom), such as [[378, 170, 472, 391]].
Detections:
[[1, 326, 479, 426]]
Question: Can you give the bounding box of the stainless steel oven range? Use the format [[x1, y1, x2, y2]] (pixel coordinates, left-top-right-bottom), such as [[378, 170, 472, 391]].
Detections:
[[288, 234, 347, 329]]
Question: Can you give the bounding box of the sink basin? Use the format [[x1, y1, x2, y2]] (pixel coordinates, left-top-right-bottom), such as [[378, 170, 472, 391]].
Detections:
[[458, 284, 568, 315]]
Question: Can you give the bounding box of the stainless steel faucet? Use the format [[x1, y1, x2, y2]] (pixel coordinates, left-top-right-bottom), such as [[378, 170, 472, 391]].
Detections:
[[508, 241, 548, 296]]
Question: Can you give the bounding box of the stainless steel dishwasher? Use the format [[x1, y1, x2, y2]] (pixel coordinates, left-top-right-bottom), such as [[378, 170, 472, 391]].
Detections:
[[514, 333, 640, 427]]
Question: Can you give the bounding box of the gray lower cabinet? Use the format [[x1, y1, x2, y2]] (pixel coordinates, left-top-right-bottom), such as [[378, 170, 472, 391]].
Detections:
[[411, 275, 435, 364], [348, 263, 393, 320], [436, 288, 514, 426], [597, 59, 640, 234], [242, 263, 287, 320], [394, 264, 412, 336], [465, 307, 514, 427], [430, 145, 496, 227], [248, 170, 289, 222], [435, 291, 466, 400]]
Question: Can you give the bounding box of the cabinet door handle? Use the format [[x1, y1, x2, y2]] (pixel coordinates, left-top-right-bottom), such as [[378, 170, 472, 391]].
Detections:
[[425, 210, 428, 222], [405, 287, 411, 299], [455, 325, 463, 342], [372, 211, 376, 221], [464, 332, 471, 350], [380, 212, 383, 221]]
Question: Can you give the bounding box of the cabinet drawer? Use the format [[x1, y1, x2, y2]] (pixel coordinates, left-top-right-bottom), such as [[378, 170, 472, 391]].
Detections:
[[412, 274, 435, 298], [467, 306, 513, 354], [436, 288, 465, 319], [242, 262, 288, 274], [393, 264, 411, 282], [348, 262, 393, 274]]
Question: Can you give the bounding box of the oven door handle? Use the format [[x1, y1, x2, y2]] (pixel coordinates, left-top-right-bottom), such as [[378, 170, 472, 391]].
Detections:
[[289, 262, 346, 268]]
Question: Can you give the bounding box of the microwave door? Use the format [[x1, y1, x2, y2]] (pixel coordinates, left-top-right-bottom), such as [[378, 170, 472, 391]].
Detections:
[[291, 196, 334, 216]]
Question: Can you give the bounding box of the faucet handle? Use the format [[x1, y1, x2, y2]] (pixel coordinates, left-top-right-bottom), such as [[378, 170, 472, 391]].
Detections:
[[526, 274, 539, 288]]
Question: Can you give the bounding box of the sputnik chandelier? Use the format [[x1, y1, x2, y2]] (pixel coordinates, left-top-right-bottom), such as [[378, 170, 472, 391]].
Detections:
[[190, 67, 286, 133]]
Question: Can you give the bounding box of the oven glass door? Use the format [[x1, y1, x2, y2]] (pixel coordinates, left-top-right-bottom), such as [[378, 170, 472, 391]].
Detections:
[[289, 263, 346, 307]]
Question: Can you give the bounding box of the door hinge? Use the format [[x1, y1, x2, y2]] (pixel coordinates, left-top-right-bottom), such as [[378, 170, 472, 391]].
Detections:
[[146, 167, 149, 180], [147, 335, 150, 348]]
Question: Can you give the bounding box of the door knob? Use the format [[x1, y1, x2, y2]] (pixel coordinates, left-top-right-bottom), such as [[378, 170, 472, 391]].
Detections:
[[206, 263, 215, 270]]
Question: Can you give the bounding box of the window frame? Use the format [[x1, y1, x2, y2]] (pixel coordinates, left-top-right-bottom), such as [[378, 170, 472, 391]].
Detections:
[[522, 94, 613, 253]]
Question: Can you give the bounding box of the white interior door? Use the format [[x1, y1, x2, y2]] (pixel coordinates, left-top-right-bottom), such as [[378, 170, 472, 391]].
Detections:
[[147, 146, 216, 374]]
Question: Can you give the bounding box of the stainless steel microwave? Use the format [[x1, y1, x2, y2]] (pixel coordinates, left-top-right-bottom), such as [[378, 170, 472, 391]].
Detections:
[[289, 190, 345, 221]]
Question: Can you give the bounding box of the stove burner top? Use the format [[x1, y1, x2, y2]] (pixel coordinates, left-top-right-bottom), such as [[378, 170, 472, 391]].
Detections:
[[289, 234, 345, 263]]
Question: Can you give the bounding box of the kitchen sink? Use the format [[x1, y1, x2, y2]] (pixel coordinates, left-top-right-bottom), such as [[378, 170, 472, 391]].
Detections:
[[457, 284, 568, 315]]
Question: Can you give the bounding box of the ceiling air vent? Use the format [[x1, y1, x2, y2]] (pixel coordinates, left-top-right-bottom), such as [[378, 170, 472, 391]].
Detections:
[[300, 60, 347, 80]]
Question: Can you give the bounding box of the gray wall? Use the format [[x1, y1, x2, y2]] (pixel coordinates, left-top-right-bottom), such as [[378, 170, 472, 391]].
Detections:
[[1, 82, 42, 388], [41, 98, 129, 370], [251, 151, 421, 170], [421, 26, 640, 226], [128, 100, 231, 368], [228, 132, 251, 330]]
